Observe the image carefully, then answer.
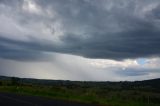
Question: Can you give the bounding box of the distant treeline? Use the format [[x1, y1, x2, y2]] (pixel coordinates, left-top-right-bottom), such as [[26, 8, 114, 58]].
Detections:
[[0, 76, 160, 92]]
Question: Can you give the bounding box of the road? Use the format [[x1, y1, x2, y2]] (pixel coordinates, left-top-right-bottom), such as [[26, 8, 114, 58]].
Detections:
[[0, 92, 96, 106]]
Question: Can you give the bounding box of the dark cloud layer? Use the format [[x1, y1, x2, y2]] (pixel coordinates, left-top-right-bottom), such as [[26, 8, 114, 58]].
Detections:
[[0, 36, 50, 61], [0, 0, 160, 61]]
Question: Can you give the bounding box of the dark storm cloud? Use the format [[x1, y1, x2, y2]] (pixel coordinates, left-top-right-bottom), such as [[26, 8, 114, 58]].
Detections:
[[60, 30, 160, 60], [0, 36, 55, 61], [1, 0, 160, 60]]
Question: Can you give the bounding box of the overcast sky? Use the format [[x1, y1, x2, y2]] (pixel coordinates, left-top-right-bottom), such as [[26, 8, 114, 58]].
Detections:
[[0, 0, 160, 81]]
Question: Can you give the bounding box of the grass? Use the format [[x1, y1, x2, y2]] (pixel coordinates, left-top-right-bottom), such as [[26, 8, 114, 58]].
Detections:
[[0, 85, 160, 106], [0, 78, 160, 106]]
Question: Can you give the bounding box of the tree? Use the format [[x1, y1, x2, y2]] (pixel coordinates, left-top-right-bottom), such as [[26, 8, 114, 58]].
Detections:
[[11, 77, 20, 85]]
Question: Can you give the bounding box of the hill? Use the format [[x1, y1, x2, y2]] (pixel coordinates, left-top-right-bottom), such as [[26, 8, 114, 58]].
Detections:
[[0, 76, 160, 106]]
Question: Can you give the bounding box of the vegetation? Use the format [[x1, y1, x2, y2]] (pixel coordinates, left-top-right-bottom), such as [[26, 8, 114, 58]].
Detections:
[[0, 76, 160, 106]]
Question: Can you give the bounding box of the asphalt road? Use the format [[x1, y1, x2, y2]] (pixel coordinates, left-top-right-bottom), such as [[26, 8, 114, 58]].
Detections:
[[0, 92, 96, 106]]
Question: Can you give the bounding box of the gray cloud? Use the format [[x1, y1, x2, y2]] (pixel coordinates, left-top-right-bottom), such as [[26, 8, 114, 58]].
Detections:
[[118, 68, 149, 76], [0, 0, 160, 61], [0, 36, 53, 61]]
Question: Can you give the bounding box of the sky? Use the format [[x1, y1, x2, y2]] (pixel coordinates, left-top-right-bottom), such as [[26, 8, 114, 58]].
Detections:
[[0, 0, 160, 81]]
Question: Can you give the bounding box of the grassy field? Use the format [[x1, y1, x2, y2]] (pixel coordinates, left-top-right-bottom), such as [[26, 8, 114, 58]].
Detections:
[[0, 77, 160, 106]]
